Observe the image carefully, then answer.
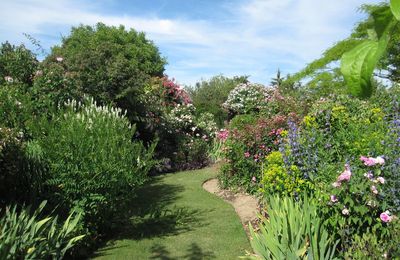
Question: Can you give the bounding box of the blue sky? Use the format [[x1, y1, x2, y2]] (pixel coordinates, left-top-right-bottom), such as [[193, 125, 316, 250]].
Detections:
[[0, 0, 383, 86]]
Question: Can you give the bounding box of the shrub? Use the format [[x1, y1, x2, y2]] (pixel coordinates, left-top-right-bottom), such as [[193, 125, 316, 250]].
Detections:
[[188, 75, 248, 127], [0, 42, 38, 86], [259, 151, 312, 197], [42, 23, 166, 134], [0, 201, 84, 260], [247, 195, 338, 260], [35, 98, 156, 236], [222, 82, 272, 116]]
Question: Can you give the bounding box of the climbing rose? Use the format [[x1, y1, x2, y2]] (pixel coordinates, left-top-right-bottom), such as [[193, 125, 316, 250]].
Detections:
[[380, 211, 392, 223]]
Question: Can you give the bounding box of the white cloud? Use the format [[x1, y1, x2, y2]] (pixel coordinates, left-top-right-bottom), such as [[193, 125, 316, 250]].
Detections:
[[0, 0, 382, 85]]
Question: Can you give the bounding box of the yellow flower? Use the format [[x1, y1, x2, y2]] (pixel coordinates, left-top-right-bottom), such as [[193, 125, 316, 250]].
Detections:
[[27, 247, 35, 254], [303, 115, 317, 128]]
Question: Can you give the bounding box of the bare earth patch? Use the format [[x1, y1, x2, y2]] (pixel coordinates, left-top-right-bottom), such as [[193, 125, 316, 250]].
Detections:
[[202, 178, 259, 236]]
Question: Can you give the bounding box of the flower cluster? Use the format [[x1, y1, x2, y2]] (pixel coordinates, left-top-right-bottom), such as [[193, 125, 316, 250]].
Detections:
[[222, 82, 272, 114], [162, 77, 191, 106]]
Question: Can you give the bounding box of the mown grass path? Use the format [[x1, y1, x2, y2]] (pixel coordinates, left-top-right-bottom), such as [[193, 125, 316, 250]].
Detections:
[[93, 165, 251, 259]]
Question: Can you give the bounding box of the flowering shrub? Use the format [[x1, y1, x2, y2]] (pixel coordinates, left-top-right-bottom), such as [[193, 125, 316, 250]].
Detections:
[[318, 156, 399, 255], [35, 97, 156, 239], [222, 82, 272, 115]]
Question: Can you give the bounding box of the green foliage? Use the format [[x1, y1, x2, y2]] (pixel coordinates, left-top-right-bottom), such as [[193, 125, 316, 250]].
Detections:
[[391, 0, 400, 21], [35, 97, 156, 235], [259, 151, 311, 197], [188, 75, 248, 127], [341, 4, 398, 98], [0, 42, 38, 86], [247, 195, 338, 260], [42, 23, 166, 134], [0, 201, 84, 260]]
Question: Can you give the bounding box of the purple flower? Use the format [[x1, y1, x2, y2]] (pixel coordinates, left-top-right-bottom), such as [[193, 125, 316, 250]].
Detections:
[[330, 195, 338, 203]]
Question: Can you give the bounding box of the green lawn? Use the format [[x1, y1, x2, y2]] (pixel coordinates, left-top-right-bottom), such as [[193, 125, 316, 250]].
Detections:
[[92, 165, 251, 259]]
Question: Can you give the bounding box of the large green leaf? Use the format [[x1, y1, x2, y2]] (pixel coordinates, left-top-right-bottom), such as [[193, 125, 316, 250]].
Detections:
[[341, 40, 379, 97], [391, 0, 400, 21]]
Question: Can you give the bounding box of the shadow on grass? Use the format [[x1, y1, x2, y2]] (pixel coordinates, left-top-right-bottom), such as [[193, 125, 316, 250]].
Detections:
[[150, 242, 216, 260], [92, 175, 212, 258]]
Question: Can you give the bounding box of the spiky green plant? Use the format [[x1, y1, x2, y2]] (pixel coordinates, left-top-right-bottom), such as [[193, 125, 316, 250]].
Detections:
[[246, 195, 338, 260], [0, 201, 84, 260]]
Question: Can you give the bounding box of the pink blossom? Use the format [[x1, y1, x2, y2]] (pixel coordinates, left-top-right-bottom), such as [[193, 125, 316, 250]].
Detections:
[[217, 129, 229, 141], [337, 164, 351, 182], [251, 176, 256, 182], [330, 195, 338, 203], [380, 211, 392, 223], [371, 185, 378, 195], [332, 181, 341, 188], [360, 156, 385, 166], [377, 177, 385, 184], [244, 152, 251, 158]]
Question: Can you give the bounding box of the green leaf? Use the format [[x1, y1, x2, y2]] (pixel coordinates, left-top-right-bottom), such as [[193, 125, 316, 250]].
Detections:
[[341, 36, 389, 98], [391, 0, 400, 21], [372, 6, 394, 38]]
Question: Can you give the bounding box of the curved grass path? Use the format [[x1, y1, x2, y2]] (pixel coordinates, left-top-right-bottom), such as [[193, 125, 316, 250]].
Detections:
[[92, 165, 251, 259]]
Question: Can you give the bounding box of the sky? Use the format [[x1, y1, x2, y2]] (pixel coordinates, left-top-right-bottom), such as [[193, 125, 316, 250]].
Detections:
[[0, 0, 383, 86]]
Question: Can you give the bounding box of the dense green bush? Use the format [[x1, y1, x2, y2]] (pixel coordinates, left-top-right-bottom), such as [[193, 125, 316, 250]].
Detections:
[[0, 42, 38, 86], [0, 201, 84, 260], [41, 23, 166, 137], [188, 75, 248, 127], [35, 98, 156, 236]]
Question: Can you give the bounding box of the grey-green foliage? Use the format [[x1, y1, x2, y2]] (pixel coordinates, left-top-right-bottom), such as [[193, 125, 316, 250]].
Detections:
[[0, 201, 84, 260], [247, 196, 338, 260]]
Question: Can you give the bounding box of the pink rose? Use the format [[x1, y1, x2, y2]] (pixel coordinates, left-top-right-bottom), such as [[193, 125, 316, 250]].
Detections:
[[337, 164, 351, 182], [380, 211, 392, 223], [360, 156, 377, 166]]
